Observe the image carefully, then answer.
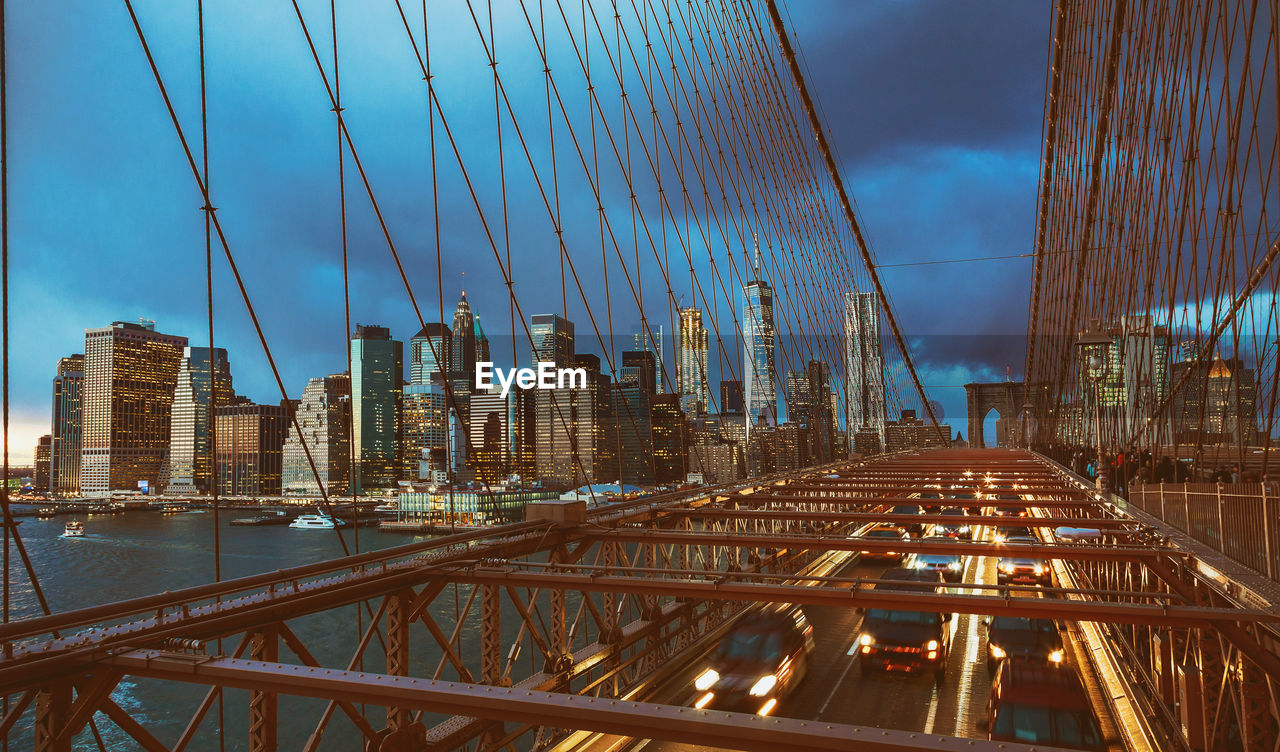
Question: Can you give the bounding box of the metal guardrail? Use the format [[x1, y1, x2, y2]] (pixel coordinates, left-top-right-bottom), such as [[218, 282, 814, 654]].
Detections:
[[1129, 483, 1280, 581]]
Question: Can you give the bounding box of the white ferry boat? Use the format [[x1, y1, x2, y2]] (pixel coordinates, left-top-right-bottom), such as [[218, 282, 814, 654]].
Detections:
[[289, 513, 345, 530], [62, 520, 85, 538]]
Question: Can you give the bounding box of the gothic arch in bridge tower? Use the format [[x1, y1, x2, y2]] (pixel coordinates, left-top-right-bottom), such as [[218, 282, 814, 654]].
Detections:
[[964, 382, 1023, 449]]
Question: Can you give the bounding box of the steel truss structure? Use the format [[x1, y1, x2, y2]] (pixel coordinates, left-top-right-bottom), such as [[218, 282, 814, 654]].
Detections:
[[0, 448, 1275, 751]]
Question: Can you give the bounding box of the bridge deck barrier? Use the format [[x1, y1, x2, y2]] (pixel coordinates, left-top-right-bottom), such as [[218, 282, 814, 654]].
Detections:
[[1129, 483, 1280, 581]]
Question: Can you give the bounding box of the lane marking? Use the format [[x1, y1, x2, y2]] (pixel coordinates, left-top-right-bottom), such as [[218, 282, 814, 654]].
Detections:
[[954, 536, 988, 737], [818, 617, 864, 718], [924, 683, 939, 734]]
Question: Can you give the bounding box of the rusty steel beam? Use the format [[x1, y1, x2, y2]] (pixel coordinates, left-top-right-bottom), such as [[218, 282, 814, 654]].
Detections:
[[759, 484, 1088, 496], [740, 494, 1096, 507], [670, 508, 1136, 529], [435, 567, 1274, 627], [591, 528, 1176, 561], [107, 650, 1070, 752]]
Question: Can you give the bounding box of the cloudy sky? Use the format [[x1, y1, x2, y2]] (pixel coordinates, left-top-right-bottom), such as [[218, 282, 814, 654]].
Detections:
[[3, 0, 1048, 463]]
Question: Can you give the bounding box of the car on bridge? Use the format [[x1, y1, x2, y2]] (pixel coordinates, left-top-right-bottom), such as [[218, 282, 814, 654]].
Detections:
[[983, 616, 1065, 673], [933, 507, 972, 539], [857, 569, 951, 677], [984, 660, 1105, 750], [992, 524, 1036, 544], [906, 537, 964, 582], [997, 537, 1051, 586], [690, 606, 815, 716], [988, 492, 1027, 518], [888, 504, 925, 536], [916, 490, 943, 513], [856, 524, 909, 562]]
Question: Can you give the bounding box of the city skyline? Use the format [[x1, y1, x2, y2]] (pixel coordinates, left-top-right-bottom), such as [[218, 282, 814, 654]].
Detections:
[[1, 2, 1052, 463]]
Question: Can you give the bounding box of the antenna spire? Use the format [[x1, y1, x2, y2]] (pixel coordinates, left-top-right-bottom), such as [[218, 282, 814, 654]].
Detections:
[[753, 233, 761, 278]]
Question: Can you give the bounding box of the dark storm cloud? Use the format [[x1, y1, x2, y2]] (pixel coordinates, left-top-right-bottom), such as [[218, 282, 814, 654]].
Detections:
[[785, 0, 1049, 164], [5, 1, 1049, 458]]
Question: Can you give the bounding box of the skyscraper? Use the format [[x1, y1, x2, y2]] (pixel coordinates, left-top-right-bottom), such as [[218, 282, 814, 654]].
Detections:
[[50, 354, 84, 495], [1171, 354, 1259, 445], [806, 360, 836, 464], [531, 313, 575, 485], [613, 379, 653, 485], [409, 322, 451, 386], [401, 383, 448, 481], [631, 324, 666, 393], [80, 320, 187, 495], [530, 314, 574, 368], [844, 291, 885, 453], [785, 369, 812, 426], [620, 350, 657, 395], [34, 435, 51, 491], [474, 314, 491, 364], [282, 374, 351, 495], [538, 353, 617, 487], [165, 347, 233, 494], [743, 242, 777, 436], [351, 324, 404, 493], [720, 380, 744, 414], [468, 386, 509, 485], [651, 393, 686, 482], [677, 307, 710, 410], [451, 293, 477, 393], [215, 401, 290, 496]]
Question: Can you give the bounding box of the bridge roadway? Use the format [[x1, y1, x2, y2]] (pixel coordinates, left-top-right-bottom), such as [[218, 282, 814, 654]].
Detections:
[[584, 495, 1132, 751], [13, 448, 1275, 751]]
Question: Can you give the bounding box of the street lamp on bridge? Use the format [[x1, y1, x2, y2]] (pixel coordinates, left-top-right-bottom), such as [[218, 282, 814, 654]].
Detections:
[[1077, 330, 1116, 494]]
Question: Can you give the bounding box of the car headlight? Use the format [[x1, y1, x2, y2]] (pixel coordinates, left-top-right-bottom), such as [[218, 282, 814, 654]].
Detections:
[[1049, 649, 1064, 663], [859, 633, 873, 647], [749, 674, 778, 697], [1034, 565, 1045, 575], [926, 639, 939, 651], [947, 561, 961, 570], [990, 644, 1006, 659], [994, 534, 1006, 543], [959, 525, 971, 533], [999, 563, 1012, 573], [694, 668, 719, 691]]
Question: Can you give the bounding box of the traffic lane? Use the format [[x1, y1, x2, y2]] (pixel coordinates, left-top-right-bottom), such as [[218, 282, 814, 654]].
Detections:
[[632, 556, 878, 752], [812, 528, 996, 736], [634, 527, 1001, 751]]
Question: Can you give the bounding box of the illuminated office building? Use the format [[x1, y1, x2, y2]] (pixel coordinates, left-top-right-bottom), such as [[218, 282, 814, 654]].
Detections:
[[50, 354, 84, 495], [282, 374, 350, 495], [844, 291, 885, 453], [538, 354, 616, 488], [410, 322, 451, 386], [531, 313, 575, 485], [402, 383, 448, 481], [80, 320, 187, 495], [468, 386, 509, 484], [34, 436, 51, 491], [215, 401, 290, 496], [742, 243, 777, 436], [530, 314, 574, 367], [165, 346, 233, 495], [451, 293, 477, 397], [631, 324, 666, 393], [651, 393, 686, 482], [351, 325, 403, 492], [677, 307, 710, 411]]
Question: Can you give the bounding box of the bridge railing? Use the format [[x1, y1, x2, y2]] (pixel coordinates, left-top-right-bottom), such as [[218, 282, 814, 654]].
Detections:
[[1129, 483, 1280, 581]]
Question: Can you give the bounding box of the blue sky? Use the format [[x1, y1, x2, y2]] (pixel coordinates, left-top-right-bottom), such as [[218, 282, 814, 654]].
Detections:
[[3, 1, 1048, 462]]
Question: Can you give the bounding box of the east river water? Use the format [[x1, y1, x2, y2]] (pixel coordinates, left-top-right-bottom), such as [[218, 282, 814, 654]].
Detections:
[[4, 509, 498, 750]]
